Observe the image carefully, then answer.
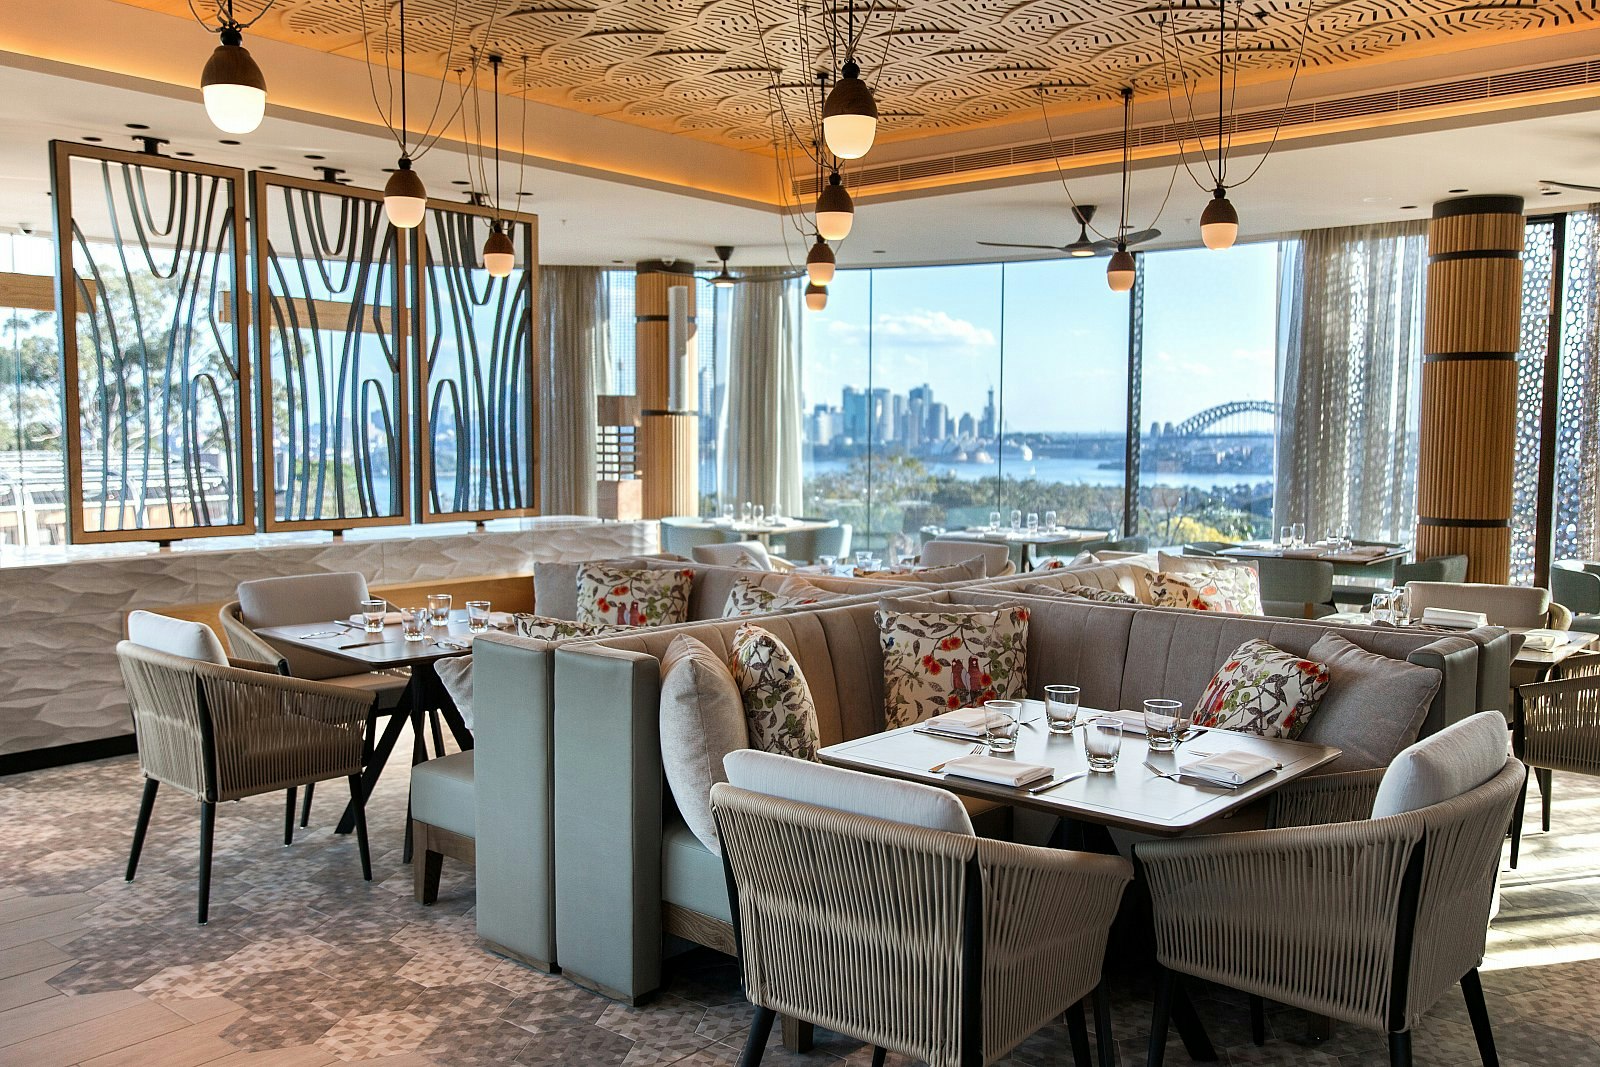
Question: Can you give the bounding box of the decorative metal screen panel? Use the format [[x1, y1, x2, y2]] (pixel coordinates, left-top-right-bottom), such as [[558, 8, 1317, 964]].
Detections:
[[1510, 218, 1555, 586], [416, 204, 538, 521], [50, 142, 253, 543], [1555, 210, 1600, 565], [254, 175, 409, 530]]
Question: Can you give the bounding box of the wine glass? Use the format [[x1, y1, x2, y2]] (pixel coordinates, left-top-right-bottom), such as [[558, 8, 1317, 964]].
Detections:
[[1044, 510, 1058, 532], [988, 511, 1001, 531]]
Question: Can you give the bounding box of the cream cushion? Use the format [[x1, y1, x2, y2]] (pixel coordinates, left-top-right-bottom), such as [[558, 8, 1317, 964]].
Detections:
[[433, 655, 474, 730], [692, 541, 773, 570], [1300, 632, 1442, 772], [660, 635, 749, 854], [1371, 710, 1510, 818], [127, 610, 229, 665], [724, 749, 974, 835]]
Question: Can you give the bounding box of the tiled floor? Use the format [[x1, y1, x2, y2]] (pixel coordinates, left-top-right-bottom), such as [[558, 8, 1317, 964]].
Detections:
[[1, 735, 1597, 1066]]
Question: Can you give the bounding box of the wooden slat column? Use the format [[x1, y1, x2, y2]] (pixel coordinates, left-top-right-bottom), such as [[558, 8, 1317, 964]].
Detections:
[[1416, 195, 1524, 583], [635, 265, 699, 519]]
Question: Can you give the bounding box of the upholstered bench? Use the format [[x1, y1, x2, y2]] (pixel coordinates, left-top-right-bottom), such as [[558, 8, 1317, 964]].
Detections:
[[411, 750, 476, 905]]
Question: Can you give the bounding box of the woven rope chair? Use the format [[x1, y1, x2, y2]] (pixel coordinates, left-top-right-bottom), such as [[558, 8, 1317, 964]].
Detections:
[[710, 782, 1132, 1067], [1510, 651, 1600, 867], [1137, 758, 1524, 1067], [117, 641, 376, 924]]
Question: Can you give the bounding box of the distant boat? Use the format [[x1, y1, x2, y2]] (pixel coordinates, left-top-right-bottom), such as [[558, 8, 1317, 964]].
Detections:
[[972, 450, 994, 465], [1001, 441, 1034, 462]]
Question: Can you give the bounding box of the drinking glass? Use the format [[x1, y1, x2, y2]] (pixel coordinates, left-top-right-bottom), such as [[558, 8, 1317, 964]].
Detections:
[[401, 608, 428, 643], [1370, 590, 1394, 625], [856, 550, 872, 568], [1044, 685, 1080, 734], [988, 510, 1002, 531], [753, 504, 765, 524], [1143, 699, 1189, 751], [818, 554, 837, 572], [722, 504, 734, 523], [1010, 509, 1023, 532], [467, 600, 491, 633], [359, 599, 387, 633], [1279, 525, 1295, 550], [1291, 523, 1307, 548], [1338, 523, 1355, 551], [1392, 586, 1411, 625], [769, 504, 782, 524], [1323, 526, 1339, 548], [983, 699, 1021, 753], [741, 501, 753, 523], [427, 593, 452, 626], [1084, 717, 1123, 772], [1026, 512, 1040, 535], [1044, 510, 1058, 532]]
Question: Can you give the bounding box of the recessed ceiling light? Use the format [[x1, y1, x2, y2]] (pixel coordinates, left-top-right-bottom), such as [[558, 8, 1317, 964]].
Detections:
[[872, 249, 886, 254], [382, 167, 398, 174], [176, 151, 194, 157], [1543, 190, 1561, 196], [1400, 204, 1418, 210], [260, 164, 278, 170], [125, 123, 149, 130], [82, 135, 103, 143], [304, 153, 325, 160], [611, 259, 624, 264], [452, 179, 469, 186], [1448, 187, 1468, 193], [219, 139, 240, 146]]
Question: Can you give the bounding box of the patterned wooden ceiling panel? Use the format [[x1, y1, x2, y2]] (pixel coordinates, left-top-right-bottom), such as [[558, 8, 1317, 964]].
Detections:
[[138, 0, 1600, 150]]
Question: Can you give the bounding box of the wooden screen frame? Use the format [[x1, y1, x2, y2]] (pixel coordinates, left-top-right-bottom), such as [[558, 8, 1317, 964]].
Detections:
[[251, 172, 413, 532], [50, 140, 256, 544], [413, 198, 540, 524]]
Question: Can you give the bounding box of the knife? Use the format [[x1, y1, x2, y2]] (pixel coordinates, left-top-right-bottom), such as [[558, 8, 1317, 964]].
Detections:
[[1027, 771, 1089, 795]]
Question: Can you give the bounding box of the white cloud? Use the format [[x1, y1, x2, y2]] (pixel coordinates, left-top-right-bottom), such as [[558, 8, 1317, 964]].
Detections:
[[872, 309, 996, 350]]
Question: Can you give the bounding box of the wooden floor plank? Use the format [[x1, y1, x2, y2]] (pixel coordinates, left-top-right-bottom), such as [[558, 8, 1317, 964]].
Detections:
[[78, 1008, 244, 1067], [167, 996, 244, 1024], [0, 907, 93, 953], [0, 988, 144, 1047], [0, 894, 96, 926], [206, 1046, 338, 1067], [0, 1001, 187, 1067], [0, 939, 72, 981], [0, 961, 72, 1012]]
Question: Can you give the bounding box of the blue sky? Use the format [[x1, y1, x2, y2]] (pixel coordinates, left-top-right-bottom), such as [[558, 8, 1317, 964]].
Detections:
[[800, 240, 1281, 434]]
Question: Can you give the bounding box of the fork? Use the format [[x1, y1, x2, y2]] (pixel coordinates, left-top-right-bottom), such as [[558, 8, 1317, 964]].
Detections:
[[930, 745, 983, 773], [1143, 761, 1183, 781]]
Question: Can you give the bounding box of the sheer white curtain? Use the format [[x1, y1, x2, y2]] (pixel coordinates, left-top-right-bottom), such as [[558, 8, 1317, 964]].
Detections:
[[1275, 221, 1428, 543], [722, 269, 803, 516], [539, 266, 609, 516]]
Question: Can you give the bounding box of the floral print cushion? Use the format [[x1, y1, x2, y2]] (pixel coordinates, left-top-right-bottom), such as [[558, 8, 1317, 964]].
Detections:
[[575, 563, 693, 627], [513, 613, 628, 640], [1204, 565, 1261, 614], [1144, 572, 1218, 611], [728, 624, 821, 760], [1192, 638, 1330, 739], [876, 606, 1030, 729], [1064, 586, 1140, 605], [722, 575, 826, 619]]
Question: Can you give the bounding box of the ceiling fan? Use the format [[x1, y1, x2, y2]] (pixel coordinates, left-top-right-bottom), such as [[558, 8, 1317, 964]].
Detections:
[[976, 204, 1160, 258], [1540, 179, 1600, 194], [709, 245, 807, 287]]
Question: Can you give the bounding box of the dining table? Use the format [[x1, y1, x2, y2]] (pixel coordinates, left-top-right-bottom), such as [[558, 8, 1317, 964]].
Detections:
[[1321, 613, 1600, 682], [253, 609, 482, 853], [948, 527, 1111, 570], [673, 516, 837, 546]]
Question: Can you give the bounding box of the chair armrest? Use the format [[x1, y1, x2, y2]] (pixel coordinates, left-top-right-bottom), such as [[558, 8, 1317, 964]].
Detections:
[[228, 657, 286, 675], [1549, 602, 1574, 630], [1135, 815, 1425, 1031], [1267, 767, 1385, 827], [193, 663, 373, 801], [977, 839, 1131, 1060], [218, 604, 285, 667]]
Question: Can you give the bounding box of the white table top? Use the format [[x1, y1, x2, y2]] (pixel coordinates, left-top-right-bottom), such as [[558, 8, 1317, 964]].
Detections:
[[1322, 613, 1598, 666], [950, 527, 1110, 546], [671, 517, 836, 536]]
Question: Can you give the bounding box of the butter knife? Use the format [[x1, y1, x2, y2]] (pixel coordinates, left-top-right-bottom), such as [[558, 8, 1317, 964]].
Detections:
[[1027, 771, 1088, 795]]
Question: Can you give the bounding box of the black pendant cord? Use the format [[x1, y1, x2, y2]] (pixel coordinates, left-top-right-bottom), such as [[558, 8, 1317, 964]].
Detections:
[[1120, 86, 1132, 241], [1216, 0, 1225, 189], [492, 54, 502, 223], [188, 0, 276, 33], [399, 0, 408, 151]]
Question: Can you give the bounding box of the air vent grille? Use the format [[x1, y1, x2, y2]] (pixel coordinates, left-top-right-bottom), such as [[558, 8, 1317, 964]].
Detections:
[[792, 59, 1600, 198]]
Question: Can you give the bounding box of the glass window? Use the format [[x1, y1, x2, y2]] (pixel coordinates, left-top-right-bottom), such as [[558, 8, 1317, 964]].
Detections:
[[1137, 243, 1280, 547], [799, 268, 872, 540], [998, 258, 1129, 536], [0, 232, 66, 546]]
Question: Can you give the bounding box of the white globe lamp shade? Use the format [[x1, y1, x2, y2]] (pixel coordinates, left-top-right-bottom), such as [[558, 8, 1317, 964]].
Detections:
[[815, 174, 854, 242], [383, 160, 428, 230], [821, 60, 878, 160], [805, 238, 835, 286], [482, 226, 515, 278], [1106, 247, 1136, 292], [1200, 189, 1239, 251], [805, 283, 828, 311], [200, 30, 267, 135]]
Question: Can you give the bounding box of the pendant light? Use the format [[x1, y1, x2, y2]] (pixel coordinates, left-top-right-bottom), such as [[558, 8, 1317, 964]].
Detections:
[[194, 0, 273, 135], [1106, 88, 1138, 292], [381, 0, 427, 229], [1200, 188, 1238, 250], [805, 235, 835, 286], [480, 55, 515, 277], [1106, 243, 1136, 292], [805, 282, 828, 311], [815, 171, 854, 241], [822, 58, 877, 160]]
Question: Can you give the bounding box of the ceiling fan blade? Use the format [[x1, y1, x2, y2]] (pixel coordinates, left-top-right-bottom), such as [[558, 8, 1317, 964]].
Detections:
[[732, 271, 807, 283], [977, 241, 1070, 251], [1540, 179, 1600, 194], [1118, 228, 1162, 247]]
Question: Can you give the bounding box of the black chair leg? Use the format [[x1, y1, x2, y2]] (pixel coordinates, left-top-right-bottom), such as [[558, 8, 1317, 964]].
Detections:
[[126, 778, 159, 882], [429, 706, 446, 757], [1536, 768, 1553, 832], [1510, 765, 1529, 869], [284, 787, 297, 846], [1066, 999, 1092, 1067], [1169, 977, 1218, 1061], [738, 1005, 776, 1067], [197, 801, 216, 925], [300, 781, 314, 827], [348, 775, 372, 881], [1249, 994, 1266, 1046], [1389, 1029, 1412, 1067], [1461, 969, 1499, 1067], [1148, 967, 1173, 1067], [869, 1047, 886, 1067], [1093, 979, 1116, 1067]]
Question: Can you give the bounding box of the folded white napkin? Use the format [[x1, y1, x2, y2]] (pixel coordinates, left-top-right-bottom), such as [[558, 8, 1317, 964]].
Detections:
[[942, 754, 1053, 787], [1180, 751, 1278, 786], [1344, 544, 1388, 559], [349, 611, 407, 625], [1421, 607, 1488, 629], [1521, 629, 1565, 652], [920, 707, 1009, 737], [1085, 709, 1147, 735], [488, 611, 515, 629]]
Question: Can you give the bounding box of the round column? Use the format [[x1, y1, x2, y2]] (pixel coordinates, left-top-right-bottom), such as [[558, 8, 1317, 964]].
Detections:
[[1415, 195, 1524, 584], [635, 264, 699, 519]]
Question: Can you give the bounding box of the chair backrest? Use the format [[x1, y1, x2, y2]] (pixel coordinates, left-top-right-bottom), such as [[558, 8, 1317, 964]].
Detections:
[[1084, 535, 1148, 555], [1551, 560, 1600, 614], [1516, 659, 1600, 774], [660, 517, 739, 556], [126, 609, 228, 665], [1394, 555, 1469, 586], [780, 522, 850, 563], [691, 541, 772, 569], [237, 572, 370, 679], [924, 537, 1010, 576], [1183, 541, 1235, 557], [723, 749, 973, 834], [1372, 710, 1510, 818], [1258, 558, 1335, 617], [1405, 581, 1553, 629]]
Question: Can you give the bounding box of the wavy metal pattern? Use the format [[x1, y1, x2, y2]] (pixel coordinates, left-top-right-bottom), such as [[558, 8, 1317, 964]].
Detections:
[[1510, 217, 1553, 586], [52, 143, 252, 542], [417, 205, 538, 521], [255, 176, 409, 530]]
